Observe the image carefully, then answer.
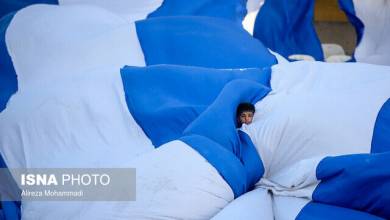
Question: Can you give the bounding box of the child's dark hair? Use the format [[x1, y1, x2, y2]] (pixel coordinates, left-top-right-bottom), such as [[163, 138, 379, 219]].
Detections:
[[236, 103, 255, 118]]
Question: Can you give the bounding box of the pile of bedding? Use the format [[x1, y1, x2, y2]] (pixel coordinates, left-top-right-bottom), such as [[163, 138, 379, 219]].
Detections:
[[0, 1, 389, 220], [338, 0, 390, 65]]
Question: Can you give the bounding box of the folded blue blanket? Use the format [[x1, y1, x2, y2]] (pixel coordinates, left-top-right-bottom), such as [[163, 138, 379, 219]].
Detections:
[[295, 151, 390, 219], [0, 12, 17, 112], [253, 0, 324, 61], [148, 0, 247, 24], [181, 79, 269, 197], [136, 16, 277, 68], [121, 64, 271, 147], [311, 152, 390, 219], [297, 202, 384, 220], [0, 0, 57, 19], [338, 0, 364, 62], [121, 65, 271, 197]]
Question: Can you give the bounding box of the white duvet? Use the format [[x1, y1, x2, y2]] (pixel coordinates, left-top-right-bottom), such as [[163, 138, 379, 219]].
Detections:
[[2, 4, 390, 220], [0, 4, 151, 169], [0, 5, 234, 219], [352, 0, 390, 65]]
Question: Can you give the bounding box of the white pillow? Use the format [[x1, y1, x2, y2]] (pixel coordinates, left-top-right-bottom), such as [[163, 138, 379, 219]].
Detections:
[[58, 0, 164, 22], [6, 4, 145, 91], [243, 61, 390, 178], [212, 188, 273, 220], [1, 4, 152, 169]]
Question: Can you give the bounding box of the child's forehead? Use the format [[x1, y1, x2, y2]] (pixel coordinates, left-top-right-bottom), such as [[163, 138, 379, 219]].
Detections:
[[241, 111, 254, 115]]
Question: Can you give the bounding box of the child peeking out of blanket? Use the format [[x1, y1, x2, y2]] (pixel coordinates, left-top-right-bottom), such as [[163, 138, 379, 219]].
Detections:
[[236, 103, 255, 128]]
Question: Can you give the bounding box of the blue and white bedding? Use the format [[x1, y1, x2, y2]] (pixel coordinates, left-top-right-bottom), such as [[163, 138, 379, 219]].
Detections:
[[0, 4, 151, 168], [339, 0, 390, 65], [0, 4, 275, 219], [0, 2, 390, 220], [0, 0, 262, 24], [5, 0, 388, 65], [0, 0, 163, 22], [242, 61, 390, 219], [136, 16, 277, 68], [253, 0, 324, 61], [120, 65, 271, 147]]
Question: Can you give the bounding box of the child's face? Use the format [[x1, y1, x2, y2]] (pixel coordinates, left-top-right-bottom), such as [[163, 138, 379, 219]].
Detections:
[[239, 111, 254, 125]]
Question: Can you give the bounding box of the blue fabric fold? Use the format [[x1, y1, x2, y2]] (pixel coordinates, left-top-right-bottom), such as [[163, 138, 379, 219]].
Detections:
[[253, 0, 324, 61], [147, 0, 248, 24], [0, 12, 17, 112], [237, 130, 264, 188], [180, 134, 248, 198], [313, 152, 390, 219], [297, 202, 384, 220], [0, 12, 22, 220], [181, 79, 269, 197], [121, 66, 269, 197], [371, 99, 390, 153], [0, 0, 58, 19], [337, 0, 364, 62], [121, 64, 271, 147], [136, 16, 277, 68]]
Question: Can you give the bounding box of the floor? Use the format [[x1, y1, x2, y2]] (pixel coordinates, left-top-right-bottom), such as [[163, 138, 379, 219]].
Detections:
[[315, 21, 356, 56]]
